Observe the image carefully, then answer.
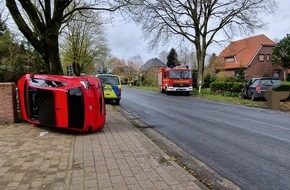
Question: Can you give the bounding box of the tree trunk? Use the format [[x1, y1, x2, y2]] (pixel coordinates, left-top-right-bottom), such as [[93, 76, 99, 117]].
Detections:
[[44, 25, 63, 75], [197, 57, 205, 88], [195, 42, 205, 88], [49, 45, 63, 75]]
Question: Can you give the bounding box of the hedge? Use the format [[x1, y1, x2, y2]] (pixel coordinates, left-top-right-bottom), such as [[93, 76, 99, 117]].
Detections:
[[210, 82, 244, 97], [274, 85, 290, 91]]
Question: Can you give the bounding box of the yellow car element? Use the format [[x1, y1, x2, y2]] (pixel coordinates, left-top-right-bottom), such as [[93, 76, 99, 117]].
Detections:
[[96, 74, 121, 105]]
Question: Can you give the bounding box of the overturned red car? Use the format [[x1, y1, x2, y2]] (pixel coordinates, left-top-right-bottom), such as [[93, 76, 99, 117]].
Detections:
[[18, 74, 106, 132]]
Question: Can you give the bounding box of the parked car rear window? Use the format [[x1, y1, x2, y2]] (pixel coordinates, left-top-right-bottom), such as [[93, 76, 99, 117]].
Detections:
[[260, 79, 282, 86]]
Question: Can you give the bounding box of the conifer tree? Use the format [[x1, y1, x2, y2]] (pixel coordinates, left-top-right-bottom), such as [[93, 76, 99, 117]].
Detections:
[[167, 48, 180, 67]]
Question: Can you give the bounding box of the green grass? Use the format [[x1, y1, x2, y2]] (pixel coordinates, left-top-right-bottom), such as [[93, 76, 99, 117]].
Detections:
[[133, 85, 160, 92], [130, 86, 290, 111], [195, 89, 266, 108]]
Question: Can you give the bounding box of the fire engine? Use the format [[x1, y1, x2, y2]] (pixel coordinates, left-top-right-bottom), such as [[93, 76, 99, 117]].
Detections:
[[158, 65, 193, 95]]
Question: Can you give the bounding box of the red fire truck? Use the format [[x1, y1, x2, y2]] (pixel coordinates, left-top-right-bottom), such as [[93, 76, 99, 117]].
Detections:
[[158, 66, 193, 95]]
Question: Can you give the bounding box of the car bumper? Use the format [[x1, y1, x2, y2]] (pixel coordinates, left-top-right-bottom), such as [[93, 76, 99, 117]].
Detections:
[[253, 90, 266, 99]]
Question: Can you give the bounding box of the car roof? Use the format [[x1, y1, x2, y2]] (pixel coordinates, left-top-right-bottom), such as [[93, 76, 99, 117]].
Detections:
[[251, 77, 281, 80]]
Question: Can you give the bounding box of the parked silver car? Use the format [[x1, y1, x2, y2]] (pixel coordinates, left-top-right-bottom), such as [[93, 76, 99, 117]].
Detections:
[[242, 77, 282, 100]]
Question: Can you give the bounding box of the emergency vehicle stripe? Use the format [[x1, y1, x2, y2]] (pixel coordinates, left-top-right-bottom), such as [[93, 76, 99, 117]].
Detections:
[[111, 86, 120, 97]]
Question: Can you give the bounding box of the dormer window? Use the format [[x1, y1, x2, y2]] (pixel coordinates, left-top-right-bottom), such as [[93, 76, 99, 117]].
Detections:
[[225, 56, 235, 63], [258, 54, 265, 62]]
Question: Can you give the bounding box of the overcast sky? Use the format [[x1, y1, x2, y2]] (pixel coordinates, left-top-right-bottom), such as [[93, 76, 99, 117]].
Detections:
[[107, 0, 290, 63]]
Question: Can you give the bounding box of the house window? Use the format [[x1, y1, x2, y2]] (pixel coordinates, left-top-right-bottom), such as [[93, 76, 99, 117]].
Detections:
[[234, 69, 244, 79], [273, 70, 280, 78], [225, 56, 235, 63], [258, 54, 265, 62], [266, 54, 270, 62]]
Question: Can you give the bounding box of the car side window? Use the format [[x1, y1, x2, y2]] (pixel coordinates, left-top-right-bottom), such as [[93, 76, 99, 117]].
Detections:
[[250, 80, 259, 86]]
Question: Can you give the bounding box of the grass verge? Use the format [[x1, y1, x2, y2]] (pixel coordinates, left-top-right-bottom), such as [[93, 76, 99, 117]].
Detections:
[[130, 86, 290, 112]]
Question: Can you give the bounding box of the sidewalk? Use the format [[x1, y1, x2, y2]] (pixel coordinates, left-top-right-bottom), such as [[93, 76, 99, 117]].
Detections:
[[0, 105, 208, 190]]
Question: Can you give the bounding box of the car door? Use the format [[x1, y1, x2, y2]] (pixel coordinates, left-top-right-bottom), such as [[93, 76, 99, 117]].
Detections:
[[247, 79, 260, 97], [248, 79, 259, 96], [245, 78, 254, 97]]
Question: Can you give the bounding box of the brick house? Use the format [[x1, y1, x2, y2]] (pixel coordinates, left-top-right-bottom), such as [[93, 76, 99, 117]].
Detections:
[[140, 58, 166, 86], [211, 34, 283, 80]]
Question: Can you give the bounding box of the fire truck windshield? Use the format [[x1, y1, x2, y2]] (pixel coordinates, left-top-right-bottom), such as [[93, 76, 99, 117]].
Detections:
[[169, 70, 192, 79]]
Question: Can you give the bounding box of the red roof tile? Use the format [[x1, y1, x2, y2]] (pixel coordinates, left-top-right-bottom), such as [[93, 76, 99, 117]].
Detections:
[[214, 34, 276, 70]]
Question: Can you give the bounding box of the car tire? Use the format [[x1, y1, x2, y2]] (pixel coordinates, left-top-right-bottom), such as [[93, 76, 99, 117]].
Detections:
[[115, 99, 120, 105], [251, 93, 256, 101], [165, 87, 169, 95]]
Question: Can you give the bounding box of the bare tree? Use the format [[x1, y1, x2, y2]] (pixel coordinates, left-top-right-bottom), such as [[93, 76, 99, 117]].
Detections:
[[110, 58, 126, 76], [129, 0, 276, 87], [61, 10, 108, 76], [129, 55, 143, 69], [177, 44, 197, 69], [158, 50, 168, 64], [94, 44, 112, 74], [5, 0, 130, 74], [110, 57, 138, 83]]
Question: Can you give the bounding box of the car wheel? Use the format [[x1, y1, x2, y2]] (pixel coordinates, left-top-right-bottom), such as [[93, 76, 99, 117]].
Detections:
[[165, 87, 169, 95], [115, 99, 120, 105], [251, 93, 256, 101]]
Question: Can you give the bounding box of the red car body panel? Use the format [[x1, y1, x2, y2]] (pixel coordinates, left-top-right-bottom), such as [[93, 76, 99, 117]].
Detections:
[[17, 74, 106, 132]]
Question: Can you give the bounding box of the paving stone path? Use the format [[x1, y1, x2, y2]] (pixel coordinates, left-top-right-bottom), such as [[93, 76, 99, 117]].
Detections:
[[0, 105, 207, 190]]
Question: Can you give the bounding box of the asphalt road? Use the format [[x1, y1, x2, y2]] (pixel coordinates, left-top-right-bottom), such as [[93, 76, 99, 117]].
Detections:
[[120, 86, 290, 190]]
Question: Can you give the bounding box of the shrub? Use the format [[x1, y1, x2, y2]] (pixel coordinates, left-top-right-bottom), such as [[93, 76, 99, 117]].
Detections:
[[215, 75, 246, 83], [210, 81, 244, 97], [274, 85, 290, 91], [287, 74, 290, 81], [131, 79, 141, 86], [204, 74, 217, 88]]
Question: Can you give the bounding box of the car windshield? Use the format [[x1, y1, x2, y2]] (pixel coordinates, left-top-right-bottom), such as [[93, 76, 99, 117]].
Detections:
[[98, 76, 120, 85], [169, 70, 192, 79], [260, 79, 282, 86]]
